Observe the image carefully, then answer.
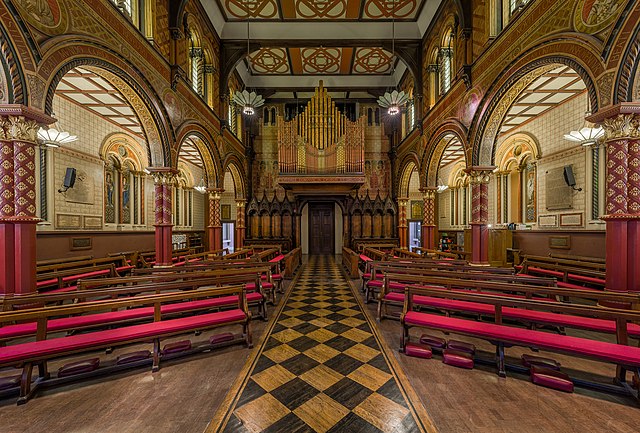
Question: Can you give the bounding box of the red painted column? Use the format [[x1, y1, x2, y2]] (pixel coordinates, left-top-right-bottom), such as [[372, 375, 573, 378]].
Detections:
[[466, 167, 494, 265], [589, 107, 640, 294], [150, 169, 176, 267], [235, 199, 246, 249], [420, 187, 437, 250], [207, 188, 223, 251], [0, 133, 15, 296], [397, 198, 409, 249], [0, 107, 54, 295]]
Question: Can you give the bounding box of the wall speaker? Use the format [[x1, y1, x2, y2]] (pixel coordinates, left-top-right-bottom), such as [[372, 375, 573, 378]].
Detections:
[[63, 167, 76, 189], [563, 165, 582, 191], [563, 165, 576, 187]]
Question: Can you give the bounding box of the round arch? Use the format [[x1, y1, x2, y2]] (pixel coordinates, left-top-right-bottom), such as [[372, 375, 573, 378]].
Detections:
[[38, 43, 173, 167], [613, 23, 640, 103], [471, 38, 604, 166], [397, 153, 421, 198], [0, 23, 27, 104], [421, 120, 469, 188], [175, 124, 221, 188], [223, 155, 247, 199]]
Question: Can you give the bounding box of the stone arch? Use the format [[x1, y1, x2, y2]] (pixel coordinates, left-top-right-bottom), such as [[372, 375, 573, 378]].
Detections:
[[397, 153, 421, 198], [613, 23, 640, 103], [38, 44, 172, 167], [175, 123, 221, 188], [223, 155, 247, 199], [471, 40, 603, 166], [0, 23, 27, 104], [494, 132, 541, 170], [422, 120, 469, 188]]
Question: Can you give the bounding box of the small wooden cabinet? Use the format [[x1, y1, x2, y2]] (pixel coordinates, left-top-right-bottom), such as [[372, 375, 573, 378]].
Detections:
[[463, 228, 513, 267]]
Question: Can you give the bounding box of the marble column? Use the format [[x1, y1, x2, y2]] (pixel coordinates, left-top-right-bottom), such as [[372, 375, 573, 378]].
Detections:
[[207, 188, 223, 251], [0, 106, 54, 295], [150, 168, 176, 267], [420, 187, 437, 250], [589, 107, 640, 293], [465, 166, 495, 265], [397, 197, 409, 249], [235, 199, 246, 249]]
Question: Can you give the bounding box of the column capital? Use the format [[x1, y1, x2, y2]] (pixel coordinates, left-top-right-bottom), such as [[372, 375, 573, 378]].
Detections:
[[0, 105, 55, 143], [397, 197, 409, 206], [587, 103, 640, 140], [235, 198, 246, 207], [147, 167, 178, 185], [464, 166, 496, 184], [207, 188, 224, 200], [419, 186, 437, 200]]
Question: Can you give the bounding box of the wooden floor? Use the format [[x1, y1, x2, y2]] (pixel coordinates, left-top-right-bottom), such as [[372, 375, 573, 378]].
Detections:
[[0, 255, 638, 432]]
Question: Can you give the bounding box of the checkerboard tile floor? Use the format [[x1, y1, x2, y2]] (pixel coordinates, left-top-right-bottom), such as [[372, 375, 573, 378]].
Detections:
[[214, 256, 423, 433]]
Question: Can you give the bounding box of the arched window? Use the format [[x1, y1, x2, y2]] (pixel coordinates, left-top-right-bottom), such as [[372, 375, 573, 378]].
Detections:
[[189, 31, 204, 96], [111, 0, 153, 38], [426, 48, 440, 107], [491, 0, 531, 35], [203, 47, 216, 107], [439, 30, 454, 95], [101, 135, 146, 227]]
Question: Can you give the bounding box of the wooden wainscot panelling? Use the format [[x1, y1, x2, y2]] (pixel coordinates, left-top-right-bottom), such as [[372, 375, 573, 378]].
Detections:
[[37, 231, 156, 261], [512, 230, 605, 259]]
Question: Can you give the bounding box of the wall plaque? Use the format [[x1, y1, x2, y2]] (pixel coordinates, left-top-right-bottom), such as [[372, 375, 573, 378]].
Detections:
[[560, 212, 583, 227], [65, 168, 95, 204], [70, 237, 92, 251], [545, 167, 573, 211], [549, 236, 571, 249], [83, 216, 103, 229], [56, 213, 82, 229], [538, 214, 557, 228]]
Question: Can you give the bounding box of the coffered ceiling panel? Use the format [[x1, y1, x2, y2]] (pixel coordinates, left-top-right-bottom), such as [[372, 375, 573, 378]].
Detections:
[[218, 0, 425, 21], [247, 46, 396, 75]]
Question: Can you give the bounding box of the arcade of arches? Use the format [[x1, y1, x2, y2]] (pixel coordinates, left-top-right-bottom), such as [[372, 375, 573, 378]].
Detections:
[[1, 0, 640, 432]]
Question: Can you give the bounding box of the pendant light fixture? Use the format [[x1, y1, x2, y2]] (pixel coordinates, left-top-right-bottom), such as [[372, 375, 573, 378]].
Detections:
[[37, 115, 78, 148], [377, 0, 408, 116], [232, 2, 264, 116], [194, 176, 207, 193], [563, 111, 603, 146]]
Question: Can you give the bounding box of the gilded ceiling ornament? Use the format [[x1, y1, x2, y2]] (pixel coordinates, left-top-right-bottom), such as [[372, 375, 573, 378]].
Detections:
[[364, 0, 417, 19], [249, 48, 289, 74], [301, 48, 341, 74], [225, 0, 278, 19], [352, 48, 393, 74], [296, 0, 346, 19]]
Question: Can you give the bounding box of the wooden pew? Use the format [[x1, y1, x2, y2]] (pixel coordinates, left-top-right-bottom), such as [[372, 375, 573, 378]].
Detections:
[[520, 255, 606, 290], [400, 285, 640, 401], [182, 249, 229, 264], [342, 247, 359, 278], [36, 255, 93, 267], [281, 247, 302, 280], [138, 247, 195, 268], [36, 263, 120, 293], [0, 285, 251, 404], [549, 253, 605, 264], [37, 255, 130, 276]]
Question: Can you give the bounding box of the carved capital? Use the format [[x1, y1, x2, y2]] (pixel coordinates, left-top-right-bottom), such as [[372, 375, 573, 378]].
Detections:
[[602, 113, 640, 140], [419, 186, 437, 200], [207, 188, 224, 201], [170, 27, 184, 40], [148, 167, 178, 186], [426, 64, 439, 73], [6, 116, 39, 142], [465, 166, 495, 184]]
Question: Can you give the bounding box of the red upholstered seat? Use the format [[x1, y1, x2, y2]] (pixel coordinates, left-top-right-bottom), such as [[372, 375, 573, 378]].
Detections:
[[271, 274, 283, 281], [269, 254, 285, 263], [362, 272, 383, 280], [567, 274, 605, 285], [404, 343, 432, 359], [0, 309, 247, 365], [115, 265, 135, 273], [404, 312, 640, 366], [527, 267, 564, 278], [36, 279, 58, 289], [61, 269, 111, 283], [0, 294, 261, 342], [359, 255, 373, 262], [556, 281, 598, 291], [246, 282, 273, 291]]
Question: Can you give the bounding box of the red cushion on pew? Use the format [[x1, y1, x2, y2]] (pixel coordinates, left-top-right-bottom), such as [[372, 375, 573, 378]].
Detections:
[[271, 274, 283, 281], [530, 366, 574, 392], [514, 265, 523, 271], [246, 282, 273, 291], [556, 281, 599, 291], [174, 261, 187, 266], [367, 280, 383, 289], [362, 272, 383, 280], [269, 255, 285, 263], [57, 357, 100, 377], [61, 269, 110, 283], [403, 312, 640, 366], [0, 310, 247, 365], [527, 267, 564, 278], [37, 278, 58, 289], [567, 274, 605, 285], [116, 265, 134, 273], [359, 255, 373, 262]]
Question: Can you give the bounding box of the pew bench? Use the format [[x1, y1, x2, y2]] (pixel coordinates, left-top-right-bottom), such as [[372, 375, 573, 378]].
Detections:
[[0, 286, 252, 404], [400, 287, 640, 400], [36, 264, 120, 293], [281, 247, 302, 281], [342, 247, 359, 279]]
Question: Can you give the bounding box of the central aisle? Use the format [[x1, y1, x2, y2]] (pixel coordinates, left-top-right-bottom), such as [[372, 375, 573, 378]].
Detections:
[[207, 256, 435, 433]]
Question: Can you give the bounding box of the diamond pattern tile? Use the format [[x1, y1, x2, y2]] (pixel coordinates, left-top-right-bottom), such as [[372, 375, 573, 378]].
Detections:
[[208, 256, 427, 433]]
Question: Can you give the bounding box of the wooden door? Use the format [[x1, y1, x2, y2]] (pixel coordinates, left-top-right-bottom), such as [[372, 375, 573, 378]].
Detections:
[[309, 203, 334, 255]]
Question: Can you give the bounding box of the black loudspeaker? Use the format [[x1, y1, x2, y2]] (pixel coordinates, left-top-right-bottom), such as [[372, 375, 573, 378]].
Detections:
[[563, 165, 576, 187], [63, 168, 76, 189]]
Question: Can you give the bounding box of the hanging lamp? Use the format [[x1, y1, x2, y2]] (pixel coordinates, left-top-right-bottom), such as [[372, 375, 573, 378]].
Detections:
[[37, 116, 78, 148], [563, 111, 603, 146], [377, 0, 408, 116], [232, 2, 264, 116]]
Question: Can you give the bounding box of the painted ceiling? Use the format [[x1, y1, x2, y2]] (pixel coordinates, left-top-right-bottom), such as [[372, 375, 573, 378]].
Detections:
[[217, 0, 426, 21], [247, 47, 397, 75]]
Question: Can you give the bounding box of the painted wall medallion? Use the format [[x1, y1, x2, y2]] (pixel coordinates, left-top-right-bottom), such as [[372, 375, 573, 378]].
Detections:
[[574, 0, 625, 34], [13, 0, 68, 35]]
